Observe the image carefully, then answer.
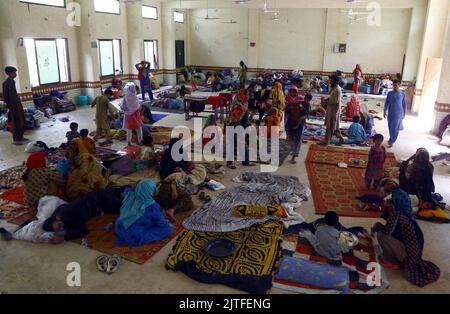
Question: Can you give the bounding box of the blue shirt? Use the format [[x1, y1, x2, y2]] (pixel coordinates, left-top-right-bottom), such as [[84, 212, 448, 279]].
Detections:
[[384, 91, 406, 119], [348, 122, 366, 142]]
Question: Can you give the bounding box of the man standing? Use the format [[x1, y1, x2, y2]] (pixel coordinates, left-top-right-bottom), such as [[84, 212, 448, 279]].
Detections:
[[384, 80, 406, 148], [135, 61, 154, 101], [2, 66, 28, 145], [323, 76, 343, 145]]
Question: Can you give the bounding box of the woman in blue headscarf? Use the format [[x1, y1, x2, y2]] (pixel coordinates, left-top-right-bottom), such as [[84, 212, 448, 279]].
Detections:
[[371, 180, 440, 287], [115, 180, 173, 246]]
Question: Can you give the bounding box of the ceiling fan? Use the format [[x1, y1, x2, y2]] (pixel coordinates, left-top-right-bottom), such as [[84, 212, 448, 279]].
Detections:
[[202, 0, 220, 20], [222, 5, 238, 24], [262, 0, 279, 14]]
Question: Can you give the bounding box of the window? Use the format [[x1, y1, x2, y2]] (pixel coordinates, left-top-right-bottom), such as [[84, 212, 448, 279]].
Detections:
[[144, 40, 159, 70], [142, 5, 158, 20], [20, 0, 65, 7], [94, 0, 120, 15], [98, 39, 122, 77], [174, 11, 184, 23], [24, 38, 70, 87]]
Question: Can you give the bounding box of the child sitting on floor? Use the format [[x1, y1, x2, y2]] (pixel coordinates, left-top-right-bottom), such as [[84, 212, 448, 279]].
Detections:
[[365, 133, 386, 190], [301, 211, 351, 265], [66, 122, 80, 144], [333, 115, 367, 145]]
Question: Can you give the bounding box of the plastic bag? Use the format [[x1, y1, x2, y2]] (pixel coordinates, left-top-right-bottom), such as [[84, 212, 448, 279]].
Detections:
[[440, 126, 450, 147], [24, 142, 45, 153]]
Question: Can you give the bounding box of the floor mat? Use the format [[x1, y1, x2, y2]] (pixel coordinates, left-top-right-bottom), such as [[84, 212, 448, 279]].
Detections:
[[166, 221, 283, 294], [0, 186, 25, 205], [183, 173, 309, 232], [73, 214, 184, 265], [0, 198, 34, 223], [45, 147, 120, 165], [273, 234, 389, 294], [306, 144, 397, 218]]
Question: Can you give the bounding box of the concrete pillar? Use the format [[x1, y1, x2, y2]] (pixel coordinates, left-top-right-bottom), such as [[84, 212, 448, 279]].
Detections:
[[75, 0, 100, 98], [127, 2, 144, 75], [161, 3, 177, 86], [402, 1, 427, 82], [433, 9, 450, 134], [0, 0, 29, 96], [412, 0, 449, 113]]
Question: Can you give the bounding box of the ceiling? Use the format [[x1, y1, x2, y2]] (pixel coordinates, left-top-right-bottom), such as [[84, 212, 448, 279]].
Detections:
[[159, 0, 423, 9]]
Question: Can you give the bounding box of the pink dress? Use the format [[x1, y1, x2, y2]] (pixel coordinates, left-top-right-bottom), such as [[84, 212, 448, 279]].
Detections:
[[124, 110, 142, 130]]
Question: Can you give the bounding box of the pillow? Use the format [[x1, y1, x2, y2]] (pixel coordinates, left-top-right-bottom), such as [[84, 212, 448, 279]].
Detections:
[[232, 204, 288, 219], [275, 256, 350, 292]]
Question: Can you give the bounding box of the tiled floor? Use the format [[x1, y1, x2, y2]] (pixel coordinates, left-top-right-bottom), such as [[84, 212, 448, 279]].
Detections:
[[0, 94, 449, 294]]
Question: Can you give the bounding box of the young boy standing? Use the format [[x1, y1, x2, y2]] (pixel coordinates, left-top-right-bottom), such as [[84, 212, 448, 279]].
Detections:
[[91, 89, 116, 144]]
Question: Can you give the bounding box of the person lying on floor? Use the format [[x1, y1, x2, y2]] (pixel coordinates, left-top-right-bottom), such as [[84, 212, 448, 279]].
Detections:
[[43, 187, 126, 244], [300, 211, 352, 266], [115, 180, 173, 246], [23, 152, 66, 207], [332, 115, 367, 145], [372, 180, 440, 287]]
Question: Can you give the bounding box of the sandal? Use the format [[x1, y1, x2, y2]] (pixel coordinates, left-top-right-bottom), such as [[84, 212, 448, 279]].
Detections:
[[204, 195, 212, 203], [227, 164, 237, 170], [106, 255, 122, 274], [96, 255, 109, 272], [199, 191, 206, 201]]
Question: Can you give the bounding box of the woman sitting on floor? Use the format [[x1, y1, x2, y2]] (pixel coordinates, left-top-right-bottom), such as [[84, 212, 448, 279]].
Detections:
[[159, 137, 190, 180], [344, 96, 361, 121], [22, 152, 66, 207], [399, 148, 449, 222], [66, 129, 109, 200], [115, 180, 173, 246], [233, 88, 249, 108], [372, 180, 440, 287]]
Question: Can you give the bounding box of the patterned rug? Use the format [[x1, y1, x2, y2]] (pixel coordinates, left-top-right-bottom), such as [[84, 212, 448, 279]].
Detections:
[[273, 234, 389, 294], [306, 145, 397, 218], [166, 221, 283, 294], [0, 165, 24, 193], [45, 147, 120, 165], [72, 213, 185, 265], [0, 198, 34, 224], [0, 186, 25, 205]]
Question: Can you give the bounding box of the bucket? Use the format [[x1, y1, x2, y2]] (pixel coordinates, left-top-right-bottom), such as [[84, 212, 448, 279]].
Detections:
[[77, 95, 90, 106]]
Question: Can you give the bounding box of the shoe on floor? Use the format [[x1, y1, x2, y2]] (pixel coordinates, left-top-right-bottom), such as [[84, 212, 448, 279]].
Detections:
[[0, 228, 13, 241], [20, 138, 30, 143], [12, 141, 24, 146]]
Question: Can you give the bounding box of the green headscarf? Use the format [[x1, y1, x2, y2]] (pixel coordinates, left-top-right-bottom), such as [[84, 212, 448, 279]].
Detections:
[[119, 180, 157, 230]]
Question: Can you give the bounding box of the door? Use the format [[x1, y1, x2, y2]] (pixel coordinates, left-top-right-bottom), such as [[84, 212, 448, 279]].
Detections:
[[175, 40, 185, 68]]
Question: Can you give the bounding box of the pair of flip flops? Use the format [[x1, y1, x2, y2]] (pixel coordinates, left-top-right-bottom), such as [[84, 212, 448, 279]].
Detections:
[[96, 255, 122, 274]]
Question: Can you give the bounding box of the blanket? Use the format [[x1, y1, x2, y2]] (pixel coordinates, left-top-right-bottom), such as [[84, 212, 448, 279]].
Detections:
[[166, 221, 283, 294], [183, 173, 310, 232]]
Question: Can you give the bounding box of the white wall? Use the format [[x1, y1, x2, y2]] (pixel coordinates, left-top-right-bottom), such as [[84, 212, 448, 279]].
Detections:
[[188, 7, 416, 75], [323, 8, 412, 74], [189, 8, 249, 68], [258, 9, 326, 70]]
